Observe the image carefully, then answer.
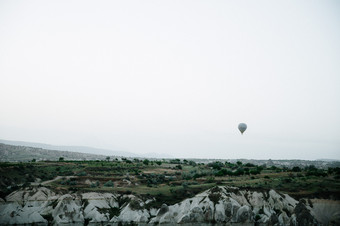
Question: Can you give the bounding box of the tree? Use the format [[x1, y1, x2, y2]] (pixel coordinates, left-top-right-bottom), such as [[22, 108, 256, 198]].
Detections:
[[189, 161, 197, 166], [59, 157, 64, 161], [234, 168, 244, 176], [175, 164, 182, 170], [292, 166, 301, 172], [170, 159, 181, 164], [106, 156, 110, 161], [31, 159, 36, 162], [245, 163, 255, 167], [250, 169, 260, 175], [208, 161, 224, 170], [143, 159, 149, 165]]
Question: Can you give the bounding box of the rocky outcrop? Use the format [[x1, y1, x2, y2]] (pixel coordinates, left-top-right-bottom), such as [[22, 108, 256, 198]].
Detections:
[[150, 186, 300, 225], [0, 186, 333, 225], [308, 199, 340, 226], [82, 192, 119, 223], [0, 187, 55, 225], [111, 203, 150, 223], [52, 194, 84, 224]]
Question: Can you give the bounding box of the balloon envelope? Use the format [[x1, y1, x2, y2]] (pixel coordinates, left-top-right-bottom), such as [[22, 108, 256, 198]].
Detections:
[[238, 123, 247, 134]]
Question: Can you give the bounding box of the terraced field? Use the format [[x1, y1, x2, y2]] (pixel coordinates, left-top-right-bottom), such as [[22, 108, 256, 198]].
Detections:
[[1, 159, 339, 206]]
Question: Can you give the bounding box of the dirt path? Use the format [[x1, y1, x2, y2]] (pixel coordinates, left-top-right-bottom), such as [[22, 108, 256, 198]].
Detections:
[[31, 176, 77, 186]]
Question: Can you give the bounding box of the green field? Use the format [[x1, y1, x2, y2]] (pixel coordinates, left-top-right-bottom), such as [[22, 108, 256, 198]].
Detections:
[[1, 159, 339, 206]]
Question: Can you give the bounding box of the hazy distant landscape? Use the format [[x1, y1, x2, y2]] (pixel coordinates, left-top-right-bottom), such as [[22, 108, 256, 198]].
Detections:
[[1, 141, 339, 225], [0, 139, 173, 159], [1, 140, 339, 169]]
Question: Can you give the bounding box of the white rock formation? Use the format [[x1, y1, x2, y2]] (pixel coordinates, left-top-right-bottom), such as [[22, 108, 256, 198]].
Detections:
[[0, 187, 54, 225], [112, 203, 150, 223], [148, 186, 319, 225], [0, 185, 328, 225], [309, 199, 340, 226], [52, 194, 84, 225], [82, 192, 119, 223]]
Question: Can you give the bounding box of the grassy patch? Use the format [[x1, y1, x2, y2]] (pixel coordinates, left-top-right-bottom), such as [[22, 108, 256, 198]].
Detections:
[[1, 159, 339, 202]]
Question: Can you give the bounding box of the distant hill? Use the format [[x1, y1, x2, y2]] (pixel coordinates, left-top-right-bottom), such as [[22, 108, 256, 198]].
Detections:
[[0, 139, 173, 160], [0, 143, 109, 162], [142, 152, 173, 159], [316, 158, 340, 162], [0, 139, 140, 157]]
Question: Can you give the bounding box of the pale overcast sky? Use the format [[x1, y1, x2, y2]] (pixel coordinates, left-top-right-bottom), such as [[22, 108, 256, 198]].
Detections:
[[1, 0, 339, 160]]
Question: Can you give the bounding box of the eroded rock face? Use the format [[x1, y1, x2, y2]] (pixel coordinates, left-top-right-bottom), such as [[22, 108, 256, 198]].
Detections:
[[309, 199, 340, 226], [52, 194, 84, 224], [0, 186, 329, 225], [112, 203, 150, 223], [149, 186, 317, 225], [0, 187, 56, 225], [82, 192, 119, 223]]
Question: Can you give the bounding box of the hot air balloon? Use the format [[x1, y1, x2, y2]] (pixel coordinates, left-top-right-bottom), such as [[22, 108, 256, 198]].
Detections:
[[238, 123, 247, 135]]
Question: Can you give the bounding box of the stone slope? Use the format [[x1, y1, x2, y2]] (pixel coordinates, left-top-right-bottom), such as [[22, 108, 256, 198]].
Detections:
[[0, 186, 337, 225]]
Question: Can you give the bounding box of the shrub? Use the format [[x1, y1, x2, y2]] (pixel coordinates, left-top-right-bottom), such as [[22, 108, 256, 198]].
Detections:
[[175, 164, 182, 170], [182, 172, 193, 180], [234, 168, 244, 176], [214, 168, 231, 177], [182, 182, 188, 189], [208, 162, 224, 170], [250, 169, 260, 175], [225, 161, 234, 167], [292, 166, 301, 172], [146, 174, 166, 185], [189, 161, 197, 166], [207, 176, 215, 183], [208, 193, 221, 205], [129, 200, 142, 210], [77, 171, 87, 176], [108, 207, 120, 218], [245, 163, 255, 167], [69, 181, 77, 186], [170, 159, 181, 164], [104, 180, 114, 187], [42, 213, 53, 223]]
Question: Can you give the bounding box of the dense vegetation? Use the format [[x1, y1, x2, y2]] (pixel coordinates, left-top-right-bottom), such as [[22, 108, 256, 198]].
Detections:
[[0, 158, 339, 207]]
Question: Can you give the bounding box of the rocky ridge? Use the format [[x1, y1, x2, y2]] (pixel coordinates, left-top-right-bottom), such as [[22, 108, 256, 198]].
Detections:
[[0, 186, 339, 225]]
